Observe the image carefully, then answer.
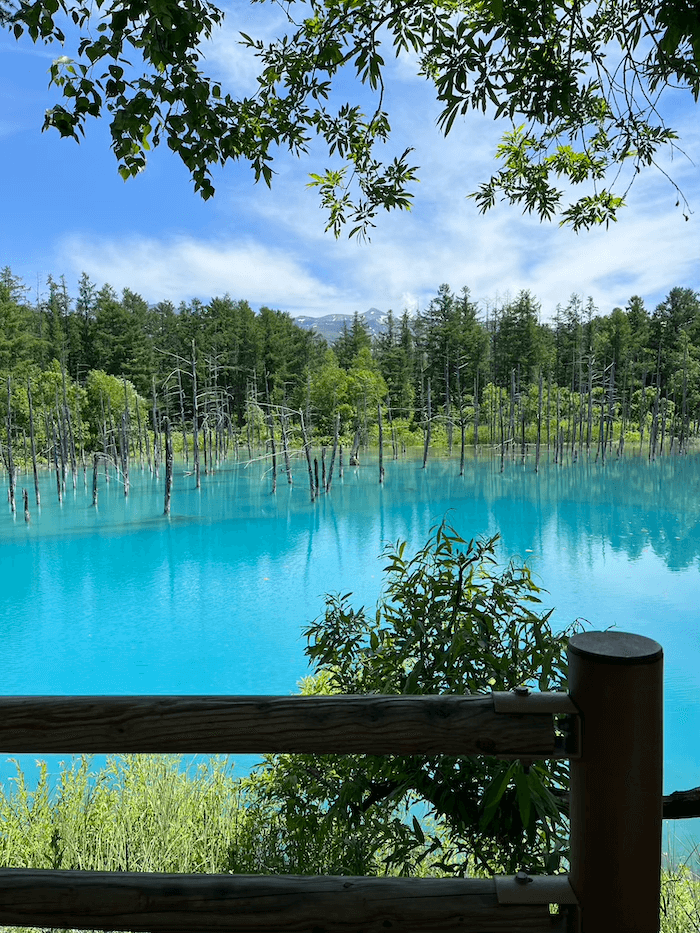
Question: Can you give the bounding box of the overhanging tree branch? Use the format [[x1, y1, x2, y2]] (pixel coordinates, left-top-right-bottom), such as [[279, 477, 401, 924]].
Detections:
[[4, 0, 699, 235]]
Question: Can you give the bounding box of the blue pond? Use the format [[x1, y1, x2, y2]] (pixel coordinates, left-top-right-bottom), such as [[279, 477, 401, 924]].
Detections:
[[1, 450, 699, 853]]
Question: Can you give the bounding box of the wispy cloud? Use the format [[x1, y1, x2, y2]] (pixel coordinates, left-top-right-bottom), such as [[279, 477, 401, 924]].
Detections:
[[201, 5, 292, 94], [59, 234, 346, 315]]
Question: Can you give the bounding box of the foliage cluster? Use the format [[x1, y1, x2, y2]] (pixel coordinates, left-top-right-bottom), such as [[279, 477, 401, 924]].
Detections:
[[248, 522, 582, 877], [3, 0, 698, 234]]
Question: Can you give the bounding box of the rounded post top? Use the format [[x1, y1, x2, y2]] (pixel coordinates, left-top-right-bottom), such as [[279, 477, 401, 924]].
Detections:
[[568, 630, 662, 665]]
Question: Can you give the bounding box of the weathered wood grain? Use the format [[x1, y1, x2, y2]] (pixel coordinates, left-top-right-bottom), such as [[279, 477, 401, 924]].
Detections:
[[663, 785, 700, 819], [0, 870, 568, 933], [0, 694, 562, 756]]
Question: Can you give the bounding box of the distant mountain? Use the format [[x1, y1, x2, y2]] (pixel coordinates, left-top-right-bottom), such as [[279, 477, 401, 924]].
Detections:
[[293, 307, 387, 342]]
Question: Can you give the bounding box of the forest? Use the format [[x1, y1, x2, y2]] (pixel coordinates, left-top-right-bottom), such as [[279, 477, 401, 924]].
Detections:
[[1, 264, 700, 501]]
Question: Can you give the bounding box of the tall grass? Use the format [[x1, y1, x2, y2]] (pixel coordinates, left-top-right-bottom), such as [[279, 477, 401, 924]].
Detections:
[[0, 756, 698, 932], [661, 839, 700, 933], [1, 755, 275, 875], [0, 754, 405, 878]]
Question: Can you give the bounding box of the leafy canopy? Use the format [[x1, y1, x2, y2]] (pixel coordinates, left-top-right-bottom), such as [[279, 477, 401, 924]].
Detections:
[[247, 521, 584, 875], [3, 0, 698, 235]]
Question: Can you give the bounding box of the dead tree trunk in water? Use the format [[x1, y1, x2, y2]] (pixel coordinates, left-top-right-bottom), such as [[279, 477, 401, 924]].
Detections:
[[386, 398, 398, 460], [586, 360, 594, 453], [5, 377, 16, 513], [191, 342, 201, 488], [639, 368, 648, 456], [576, 358, 585, 457], [305, 373, 312, 450], [62, 362, 78, 489], [92, 453, 99, 507], [606, 362, 616, 459], [164, 418, 174, 516], [455, 365, 465, 476], [617, 363, 628, 458], [245, 388, 254, 461], [57, 398, 69, 491], [422, 379, 432, 469], [52, 420, 62, 504], [680, 343, 689, 454], [23, 487, 29, 523], [499, 397, 505, 473], [546, 371, 552, 453], [596, 393, 605, 464], [473, 374, 480, 453], [509, 370, 516, 461], [176, 366, 188, 467], [120, 411, 130, 496], [151, 378, 161, 478], [349, 427, 361, 466], [660, 397, 668, 456], [27, 379, 40, 507], [326, 413, 340, 493], [133, 391, 144, 470], [444, 356, 453, 455], [300, 411, 315, 502], [280, 410, 293, 485], [105, 397, 118, 481], [264, 378, 277, 495], [378, 404, 385, 484], [649, 349, 661, 461], [535, 371, 543, 473], [96, 393, 109, 485]]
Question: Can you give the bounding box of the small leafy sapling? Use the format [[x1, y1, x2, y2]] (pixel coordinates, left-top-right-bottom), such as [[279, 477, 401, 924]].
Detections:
[[249, 521, 583, 876]]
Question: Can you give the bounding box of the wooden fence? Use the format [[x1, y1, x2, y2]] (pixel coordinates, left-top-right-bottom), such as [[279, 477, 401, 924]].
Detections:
[[0, 630, 664, 933]]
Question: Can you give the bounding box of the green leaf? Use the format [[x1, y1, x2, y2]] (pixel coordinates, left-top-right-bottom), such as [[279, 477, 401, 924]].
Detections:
[[514, 766, 531, 829], [479, 762, 516, 830], [412, 815, 425, 844]]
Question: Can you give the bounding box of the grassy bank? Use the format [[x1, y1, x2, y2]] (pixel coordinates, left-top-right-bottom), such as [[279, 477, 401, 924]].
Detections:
[[0, 755, 697, 933]]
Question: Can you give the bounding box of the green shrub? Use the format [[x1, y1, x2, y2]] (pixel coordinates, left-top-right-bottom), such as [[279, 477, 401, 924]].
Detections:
[[247, 522, 584, 877]]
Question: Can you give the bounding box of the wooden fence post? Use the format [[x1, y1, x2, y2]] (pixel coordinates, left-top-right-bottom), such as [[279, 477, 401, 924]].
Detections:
[[568, 631, 663, 933]]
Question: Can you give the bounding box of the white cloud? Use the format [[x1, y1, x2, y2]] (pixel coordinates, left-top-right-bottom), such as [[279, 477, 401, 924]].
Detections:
[[201, 5, 293, 94], [0, 120, 23, 139], [59, 234, 346, 315]]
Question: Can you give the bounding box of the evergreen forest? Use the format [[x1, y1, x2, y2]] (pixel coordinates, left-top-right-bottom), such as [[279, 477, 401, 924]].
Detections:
[[2, 266, 700, 502]]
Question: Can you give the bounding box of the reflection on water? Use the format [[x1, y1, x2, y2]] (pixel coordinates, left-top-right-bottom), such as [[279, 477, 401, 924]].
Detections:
[[1, 451, 699, 849]]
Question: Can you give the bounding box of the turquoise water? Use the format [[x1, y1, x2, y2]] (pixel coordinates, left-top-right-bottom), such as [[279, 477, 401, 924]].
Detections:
[[1, 451, 699, 851]]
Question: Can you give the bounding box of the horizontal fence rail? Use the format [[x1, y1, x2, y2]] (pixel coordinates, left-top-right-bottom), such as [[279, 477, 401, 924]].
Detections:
[[0, 632, 666, 933], [0, 870, 569, 933], [0, 693, 571, 757]]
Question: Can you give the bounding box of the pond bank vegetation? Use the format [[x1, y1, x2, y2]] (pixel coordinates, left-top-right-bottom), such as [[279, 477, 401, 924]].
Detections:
[[0, 756, 697, 933], [3, 272, 700, 508]]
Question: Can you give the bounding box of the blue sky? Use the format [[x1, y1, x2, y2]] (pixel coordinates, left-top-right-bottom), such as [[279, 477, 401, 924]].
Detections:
[[1, 4, 698, 322]]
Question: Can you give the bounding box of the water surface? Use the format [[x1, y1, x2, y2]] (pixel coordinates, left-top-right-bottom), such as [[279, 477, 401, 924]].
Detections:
[[1, 450, 699, 851]]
